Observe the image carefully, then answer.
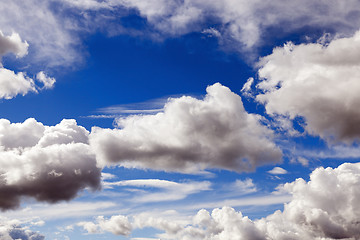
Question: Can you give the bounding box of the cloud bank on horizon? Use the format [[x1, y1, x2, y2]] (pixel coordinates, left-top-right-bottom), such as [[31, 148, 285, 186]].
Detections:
[[79, 162, 360, 239], [1, 0, 360, 239]]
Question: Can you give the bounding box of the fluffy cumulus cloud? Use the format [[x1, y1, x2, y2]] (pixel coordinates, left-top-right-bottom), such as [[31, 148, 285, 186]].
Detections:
[[77, 215, 131, 236], [0, 68, 36, 99], [0, 31, 55, 99], [104, 179, 211, 202], [257, 30, 360, 143], [61, 0, 360, 50], [0, 118, 101, 210], [90, 83, 282, 173], [0, 30, 28, 60], [0, 0, 359, 70], [0, 218, 44, 240], [82, 162, 360, 239]]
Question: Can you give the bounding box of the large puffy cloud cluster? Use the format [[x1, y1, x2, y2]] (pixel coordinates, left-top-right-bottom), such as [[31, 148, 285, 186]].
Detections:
[[0, 118, 101, 210], [256, 30, 360, 143], [81, 162, 360, 240], [61, 0, 360, 49], [90, 83, 282, 173], [0, 0, 79, 67]]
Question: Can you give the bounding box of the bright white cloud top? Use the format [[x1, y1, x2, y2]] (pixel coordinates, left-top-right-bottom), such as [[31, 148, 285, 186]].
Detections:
[[80, 162, 360, 239], [0, 118, 101, 210], [0, 0, 359, 239], [257, 30, 360, 143], [90, 83, 282, 173]]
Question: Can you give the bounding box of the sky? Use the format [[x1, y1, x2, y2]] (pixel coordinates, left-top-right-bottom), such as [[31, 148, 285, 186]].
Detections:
[[1, 0, 360, 239]]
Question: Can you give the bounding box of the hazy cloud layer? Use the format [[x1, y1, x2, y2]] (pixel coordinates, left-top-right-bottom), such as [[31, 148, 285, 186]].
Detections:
[[81, 162, 360, 239], [257, 30, 360, 143], [0, 118, 101, 210], [0, 0, 80, 67], [90, 83, 282, 173]]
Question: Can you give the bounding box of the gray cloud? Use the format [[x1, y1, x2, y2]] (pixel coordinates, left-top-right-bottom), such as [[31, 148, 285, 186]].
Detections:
[[0, 118, 101, 210], [90, 83, 282, 173], [256, 31, 360, 144], [60, 0, 360, 51]]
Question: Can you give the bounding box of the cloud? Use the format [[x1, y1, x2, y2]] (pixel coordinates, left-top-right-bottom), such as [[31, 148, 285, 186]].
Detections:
[[90, 83, 282, 173], [86, 162, 360, 239], [3, 201, 117, 221], [257, 162, 360, 239], [240, 77, 254, 98], [0, 0, 81, 67], [0, 217, 44, 240], [232, 178, 257, 194], [104, 179, 211, 202], [1, 0, 360, 71], [0, 68, 36, 99], [267, 167, 288, 175], [78, 215, 131, 236], [61, 0, 360, 51], [0, 30, 28, 60], [35, 71, 56, 90], [290, 157, 309, 167], [256, 30, 360, 144], [0, 118, 101, 210], [0, 31, 56, 99]]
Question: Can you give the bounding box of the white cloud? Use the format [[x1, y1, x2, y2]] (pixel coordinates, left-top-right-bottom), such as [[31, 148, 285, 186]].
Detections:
[[0, 31, 56, 99], [104, 179, 211, 202], [88, 162, 360, 239], [36, 71, 56, 90], [0, 217, 44, 240], [240, 77, 254, 98], [256, 30, 360, 144], [0, 30, 28, 60], [0, 0, 80, 67], [290, 157, 309, 167], [268, 167, 288, 175], [1, 0, 360, 71], [78, 215, 131, 236], [0, 68, 36, 99], [232, 178, 257, 194], [0, 118, 101, 210], [3, 201, 117, 221], [90, 83, 282, 173], [60, 0, 360, 51]]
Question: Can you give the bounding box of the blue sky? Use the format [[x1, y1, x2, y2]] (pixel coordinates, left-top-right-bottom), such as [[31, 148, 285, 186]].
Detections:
[[1, 1, 360, 240]]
